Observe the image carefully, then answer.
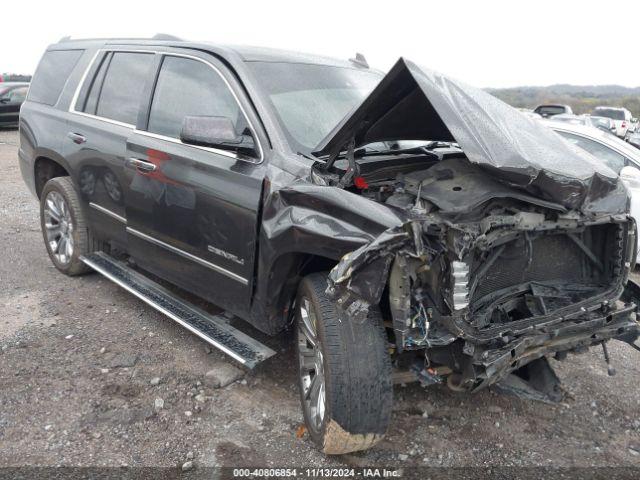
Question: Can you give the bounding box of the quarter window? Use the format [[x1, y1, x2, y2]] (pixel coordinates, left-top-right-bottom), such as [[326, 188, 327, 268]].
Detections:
[[28, 50, 84, 106], [147, 56, 244, 140], [95, 52, 154, 125]]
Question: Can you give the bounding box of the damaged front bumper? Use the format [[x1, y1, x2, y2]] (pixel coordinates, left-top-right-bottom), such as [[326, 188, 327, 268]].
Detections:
[[327, 211, 640, 392], [463, 298, 639, 391]]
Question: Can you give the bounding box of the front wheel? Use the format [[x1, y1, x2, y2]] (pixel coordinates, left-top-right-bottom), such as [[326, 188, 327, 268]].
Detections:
[[296, 273, 393, 454]]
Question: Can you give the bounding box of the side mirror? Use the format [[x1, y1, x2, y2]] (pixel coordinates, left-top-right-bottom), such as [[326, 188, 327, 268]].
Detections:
[[620, 165, 640, 189], [0, 97, 10, 104], [180, 116, 256, 157]]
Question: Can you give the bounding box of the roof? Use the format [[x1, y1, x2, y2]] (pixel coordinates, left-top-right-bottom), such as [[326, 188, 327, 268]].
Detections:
[[544, 120, 640, 160], [594, 106, 627, 110], [221, 45, 363, 68], [545, 119, 608, 136], [53, 36, 369, 69], [534, 104, 571, 108]]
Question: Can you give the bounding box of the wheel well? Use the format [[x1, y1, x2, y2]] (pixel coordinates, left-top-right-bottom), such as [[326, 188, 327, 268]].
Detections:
[[298, 254, 337, 278], [34, 157, 69, 198], [267, 253, 338, 326]]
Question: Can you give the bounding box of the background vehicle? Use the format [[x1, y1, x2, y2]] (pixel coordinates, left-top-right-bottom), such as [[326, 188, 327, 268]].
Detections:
[[628, 130, 640, 150], [533, 104, 573, 117], [18, 37, 640, 455], [546, 121, 640, 262], [517, 108, 542, 120], [592, 106, 635, 138], [588, 115, 618, 134], [0, 82, 29, 127], [549, 113, 617, 134]]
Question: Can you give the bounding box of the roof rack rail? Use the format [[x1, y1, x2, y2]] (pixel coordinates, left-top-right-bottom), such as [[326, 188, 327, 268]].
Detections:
[[57, 34, 184, 44], [152, 33, 184, 41]]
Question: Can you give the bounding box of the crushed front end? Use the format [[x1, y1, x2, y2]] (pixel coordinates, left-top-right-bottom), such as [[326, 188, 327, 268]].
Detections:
[[314, 57, 640, 398], [329, 193, 639, 394]]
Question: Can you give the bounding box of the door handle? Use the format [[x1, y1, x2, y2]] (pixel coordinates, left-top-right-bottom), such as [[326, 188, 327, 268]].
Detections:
[[67, 132, 86, 144], [125, 157, 157, 172]]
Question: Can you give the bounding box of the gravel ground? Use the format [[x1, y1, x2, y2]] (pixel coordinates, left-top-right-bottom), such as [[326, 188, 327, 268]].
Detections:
[[1, 128, 640, 472]]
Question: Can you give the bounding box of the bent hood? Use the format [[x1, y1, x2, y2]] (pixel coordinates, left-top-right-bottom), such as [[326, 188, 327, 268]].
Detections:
[[313, 58, 626, 213]]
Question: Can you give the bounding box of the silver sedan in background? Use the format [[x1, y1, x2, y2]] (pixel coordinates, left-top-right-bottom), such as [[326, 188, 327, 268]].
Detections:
[[550, 114, 617, 135], [545, 121, 640, 262]]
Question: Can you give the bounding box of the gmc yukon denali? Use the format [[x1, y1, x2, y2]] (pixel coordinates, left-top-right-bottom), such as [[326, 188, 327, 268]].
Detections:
[[19, 35, 640, 454]]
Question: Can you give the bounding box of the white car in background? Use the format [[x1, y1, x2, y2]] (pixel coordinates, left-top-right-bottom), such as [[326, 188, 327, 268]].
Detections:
[[628, 130, 640, 150], [550, 113, 617, 135], [545, 121, 640, 263], [592, 106, 636, 139]]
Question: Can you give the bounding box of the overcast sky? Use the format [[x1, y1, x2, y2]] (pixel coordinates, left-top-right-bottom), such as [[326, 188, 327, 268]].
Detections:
[[1, 0, 638, 88]]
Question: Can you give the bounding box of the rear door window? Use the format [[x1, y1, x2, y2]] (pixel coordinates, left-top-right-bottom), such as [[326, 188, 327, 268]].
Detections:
[[147, 56, 243, 139], [95, 52, 154, 125], [28, 50, 84, 105]]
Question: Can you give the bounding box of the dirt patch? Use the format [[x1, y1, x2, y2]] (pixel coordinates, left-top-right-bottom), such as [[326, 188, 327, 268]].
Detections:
[[0, 291, 51, 339]]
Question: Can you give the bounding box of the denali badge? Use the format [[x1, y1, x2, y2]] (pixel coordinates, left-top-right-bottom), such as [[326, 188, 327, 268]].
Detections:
[[207, 245, 245, 265]]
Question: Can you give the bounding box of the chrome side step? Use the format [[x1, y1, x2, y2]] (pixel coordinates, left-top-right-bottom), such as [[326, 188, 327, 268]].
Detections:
[[80, 252, 276, 368]]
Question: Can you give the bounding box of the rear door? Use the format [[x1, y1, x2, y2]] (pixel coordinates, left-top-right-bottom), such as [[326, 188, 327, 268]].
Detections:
[[123, 52, 266, 317], [64, 50, 156, 246]]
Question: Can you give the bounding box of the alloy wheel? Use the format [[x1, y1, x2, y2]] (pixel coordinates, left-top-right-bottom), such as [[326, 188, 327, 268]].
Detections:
[[43, 191, 74, 265], [298, 297, 326, 431]]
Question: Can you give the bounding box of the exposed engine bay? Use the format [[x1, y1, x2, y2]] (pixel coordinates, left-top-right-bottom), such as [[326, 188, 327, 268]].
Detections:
[[303, 57, 640, 402], [314, 148, 639, 397]]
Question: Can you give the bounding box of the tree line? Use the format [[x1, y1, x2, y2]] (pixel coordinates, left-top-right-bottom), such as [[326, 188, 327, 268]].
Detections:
[[488, 84, 640, 117]]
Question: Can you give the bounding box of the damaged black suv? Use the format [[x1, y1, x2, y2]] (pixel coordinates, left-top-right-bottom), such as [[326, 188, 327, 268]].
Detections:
[[20, 36, 640, 454]]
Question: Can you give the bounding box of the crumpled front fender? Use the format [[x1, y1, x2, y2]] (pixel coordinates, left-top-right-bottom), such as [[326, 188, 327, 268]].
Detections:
[[249, 183, 407, 334]]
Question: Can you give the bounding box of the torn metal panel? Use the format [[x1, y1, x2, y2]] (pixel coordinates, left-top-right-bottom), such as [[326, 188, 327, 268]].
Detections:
[[248, 170, 409, 334], [326, 190, 639, 386], [493, 358, 563, 404], [314, 58, 627, 213]]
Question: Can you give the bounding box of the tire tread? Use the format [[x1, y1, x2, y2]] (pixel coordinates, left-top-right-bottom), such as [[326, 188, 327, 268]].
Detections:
[[298, 273, 392, 454]]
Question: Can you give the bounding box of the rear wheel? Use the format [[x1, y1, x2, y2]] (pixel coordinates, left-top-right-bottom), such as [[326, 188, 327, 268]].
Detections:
[[40, 177, 102, 276], [296, 273, 393, 454]]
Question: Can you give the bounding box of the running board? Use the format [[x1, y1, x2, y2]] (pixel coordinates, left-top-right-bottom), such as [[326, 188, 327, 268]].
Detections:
[[80, 252, 276, 368]]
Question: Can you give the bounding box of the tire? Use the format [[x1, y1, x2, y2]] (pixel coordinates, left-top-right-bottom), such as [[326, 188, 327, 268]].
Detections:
[[40, 176, 103, 276], [295, 273, 393, 454]]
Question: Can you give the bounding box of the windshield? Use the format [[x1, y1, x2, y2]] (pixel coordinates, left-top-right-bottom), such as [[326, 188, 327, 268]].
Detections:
[[593, 108, 625, 120], [248, 62, 383, 152]]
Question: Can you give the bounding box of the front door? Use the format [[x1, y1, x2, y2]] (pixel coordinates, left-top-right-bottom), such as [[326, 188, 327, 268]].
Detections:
[[123, 53, 265, 317]]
